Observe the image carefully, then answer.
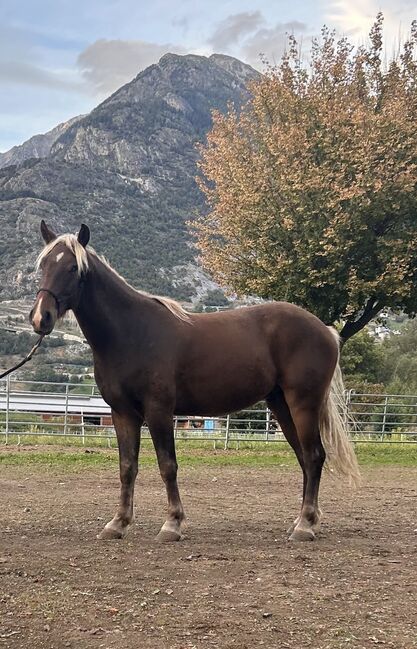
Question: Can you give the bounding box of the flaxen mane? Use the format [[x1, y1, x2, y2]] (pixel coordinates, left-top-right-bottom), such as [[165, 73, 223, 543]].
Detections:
[[36, 234, 190, 322]]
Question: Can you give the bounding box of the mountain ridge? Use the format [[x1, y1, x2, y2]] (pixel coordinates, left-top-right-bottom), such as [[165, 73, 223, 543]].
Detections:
[[0, 53, 257, 302], [0, 116, 83, 170]]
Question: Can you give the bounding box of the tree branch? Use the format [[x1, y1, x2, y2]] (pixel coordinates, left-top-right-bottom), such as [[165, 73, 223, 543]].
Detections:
[[339, 298, 383, 345]]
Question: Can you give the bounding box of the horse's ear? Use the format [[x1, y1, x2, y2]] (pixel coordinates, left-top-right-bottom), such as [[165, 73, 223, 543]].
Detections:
[[40, 220, 57, 244], [77, 224, 90, 248]]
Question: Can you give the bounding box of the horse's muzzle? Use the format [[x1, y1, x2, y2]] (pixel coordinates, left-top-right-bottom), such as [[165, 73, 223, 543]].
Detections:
[[29, 295, 57, 335]]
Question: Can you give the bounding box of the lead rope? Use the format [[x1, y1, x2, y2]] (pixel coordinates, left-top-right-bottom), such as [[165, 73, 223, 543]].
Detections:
[[0, 335, 45, 380]]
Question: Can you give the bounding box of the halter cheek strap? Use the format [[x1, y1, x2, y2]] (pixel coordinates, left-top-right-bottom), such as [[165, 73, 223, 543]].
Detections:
[[36, 275, 86, 313]]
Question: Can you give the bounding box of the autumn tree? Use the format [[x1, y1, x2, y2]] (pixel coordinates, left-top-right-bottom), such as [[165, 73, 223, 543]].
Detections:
[[195, 14, 417, 343]]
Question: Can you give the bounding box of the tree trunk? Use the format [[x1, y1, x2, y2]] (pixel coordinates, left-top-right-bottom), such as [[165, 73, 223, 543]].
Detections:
[[339, 299, 383, 347]]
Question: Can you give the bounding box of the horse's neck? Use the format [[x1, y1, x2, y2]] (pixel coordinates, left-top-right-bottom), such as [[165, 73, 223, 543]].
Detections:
[[73, 255, 145, 354]]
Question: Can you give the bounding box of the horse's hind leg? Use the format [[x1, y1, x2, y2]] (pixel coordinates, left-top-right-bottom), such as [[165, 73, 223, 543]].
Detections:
[[145, 405, 185, 542], [266, 391, 311, 536], [98, 409, 142, 540], [284, 391, 326, 542]]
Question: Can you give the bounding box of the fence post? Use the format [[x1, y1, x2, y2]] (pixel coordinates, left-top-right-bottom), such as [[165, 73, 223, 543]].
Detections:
[[266, 408, 271, 442], [224, 415, 230, 450], [81, 409, 85, 446], [5, 376, 10, 445], [174, 416, 178, 440], [381, 396, 388, 441], [64, 384, 69, 436]]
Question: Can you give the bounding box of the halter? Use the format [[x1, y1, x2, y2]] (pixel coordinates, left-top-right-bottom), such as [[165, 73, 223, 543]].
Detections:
[[36, 273, 86, 314], [36, 288, 60, 311]]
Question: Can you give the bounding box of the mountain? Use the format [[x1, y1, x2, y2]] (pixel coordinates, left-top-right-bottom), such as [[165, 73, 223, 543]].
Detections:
[[0, 53, 258, 301], [0, 116, 82, 169]]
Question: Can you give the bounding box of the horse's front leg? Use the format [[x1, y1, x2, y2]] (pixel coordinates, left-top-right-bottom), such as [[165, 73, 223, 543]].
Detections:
[[145, 404, 185, 542], [97, 409, 142, 540]]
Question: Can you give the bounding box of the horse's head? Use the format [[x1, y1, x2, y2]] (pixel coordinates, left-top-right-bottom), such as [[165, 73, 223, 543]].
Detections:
[[30, 220, 90, 335]]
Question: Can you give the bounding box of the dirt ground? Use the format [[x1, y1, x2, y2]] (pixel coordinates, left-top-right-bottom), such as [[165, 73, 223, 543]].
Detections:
[[0, 457, 416, 649]]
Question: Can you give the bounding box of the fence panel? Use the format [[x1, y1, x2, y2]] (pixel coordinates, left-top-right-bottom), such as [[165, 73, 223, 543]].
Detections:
[[347, 391, 417, 442], [1, 379, 417, 445]]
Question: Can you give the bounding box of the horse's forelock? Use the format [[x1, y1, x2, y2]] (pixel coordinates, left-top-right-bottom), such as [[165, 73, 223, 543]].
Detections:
[[35, 234, 89, 276]]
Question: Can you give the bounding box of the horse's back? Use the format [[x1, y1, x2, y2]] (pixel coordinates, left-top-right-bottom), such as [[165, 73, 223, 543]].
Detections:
[[174, 301, 338, 415], [188, 301, 337, 365]]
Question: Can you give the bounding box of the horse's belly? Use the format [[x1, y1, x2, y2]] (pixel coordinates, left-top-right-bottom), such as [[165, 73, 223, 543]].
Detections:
[[174, 362, 275, 416]]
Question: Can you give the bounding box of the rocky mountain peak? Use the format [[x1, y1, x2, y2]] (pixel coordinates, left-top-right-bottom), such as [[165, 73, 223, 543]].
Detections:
[[0, 53, 258, 302], [0, 116, 82, 170], [209, 53, 260, 82]]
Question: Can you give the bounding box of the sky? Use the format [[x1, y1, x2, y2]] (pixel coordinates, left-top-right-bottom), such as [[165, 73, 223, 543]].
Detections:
[[1, 0, 416, 152]]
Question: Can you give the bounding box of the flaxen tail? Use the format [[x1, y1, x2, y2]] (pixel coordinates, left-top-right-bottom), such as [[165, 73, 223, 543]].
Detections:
[[319, 328, 361, 487]]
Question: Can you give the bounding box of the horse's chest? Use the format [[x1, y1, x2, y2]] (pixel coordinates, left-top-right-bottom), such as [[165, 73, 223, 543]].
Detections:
[[93, 358, 170, 410], [93, 363, 125, 408]]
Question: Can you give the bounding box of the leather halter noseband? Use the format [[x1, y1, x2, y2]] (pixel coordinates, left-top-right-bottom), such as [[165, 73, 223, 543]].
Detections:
[[36, 288, 60, 311]]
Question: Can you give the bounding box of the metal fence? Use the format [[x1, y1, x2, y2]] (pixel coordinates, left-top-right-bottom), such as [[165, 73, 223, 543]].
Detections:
[[1, 378, 417, 446]]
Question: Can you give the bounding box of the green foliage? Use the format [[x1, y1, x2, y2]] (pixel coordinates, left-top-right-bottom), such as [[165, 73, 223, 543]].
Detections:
[[340, 330, 384, 384], [229, 402, 269, 433], [339, 318, 417, 394], [200, 289, 230, 306], [0, 330, 37, 356], [30, 363, 70, 389], [0, 330, 64, 360], [378, 319, 417, 392]]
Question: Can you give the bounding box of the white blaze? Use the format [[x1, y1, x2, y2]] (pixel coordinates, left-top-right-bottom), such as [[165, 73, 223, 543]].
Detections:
[[32, 295, 44, 330]]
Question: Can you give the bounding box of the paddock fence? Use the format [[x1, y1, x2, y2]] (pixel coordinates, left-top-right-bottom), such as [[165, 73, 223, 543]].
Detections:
[[1, 379, 417, 447]]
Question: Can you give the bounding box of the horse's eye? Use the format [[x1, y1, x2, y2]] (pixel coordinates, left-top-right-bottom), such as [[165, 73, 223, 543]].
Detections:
[[70, 264, 78, 273]]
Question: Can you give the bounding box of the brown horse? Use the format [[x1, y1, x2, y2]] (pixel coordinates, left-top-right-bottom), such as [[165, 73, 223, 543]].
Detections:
[[30, 221, 360, 543]]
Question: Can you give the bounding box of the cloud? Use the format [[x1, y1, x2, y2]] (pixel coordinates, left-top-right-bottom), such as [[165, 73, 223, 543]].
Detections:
[[204, 12, 310, 69], [208, 11, 265, 50], [241, 21, 309, 67], [322, 0, 417, 45], [0, 24, 84, 93], [323, 0, 380, 35], [0, 60, 83, 91], [77, 39, 187, 95]]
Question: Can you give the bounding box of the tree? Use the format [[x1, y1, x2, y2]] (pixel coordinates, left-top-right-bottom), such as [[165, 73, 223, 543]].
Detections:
[[378, 319, 417, 392], [194, 14, 417, 343], [200, 288, 231, 307], [339, 329, 384, 384]]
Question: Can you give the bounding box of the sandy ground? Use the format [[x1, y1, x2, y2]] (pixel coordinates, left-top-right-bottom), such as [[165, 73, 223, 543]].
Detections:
[[0, 459, 416, 648]]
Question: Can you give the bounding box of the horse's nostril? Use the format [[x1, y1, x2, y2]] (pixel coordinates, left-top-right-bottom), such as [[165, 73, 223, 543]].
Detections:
[[44, 310, 52, 323]]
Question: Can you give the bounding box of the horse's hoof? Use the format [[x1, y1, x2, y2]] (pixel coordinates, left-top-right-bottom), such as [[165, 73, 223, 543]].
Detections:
[[97, 526, 126, 540], [288, 527, 316, 542], [156, 529, 182, 543], [287, 518, 299, 535]]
